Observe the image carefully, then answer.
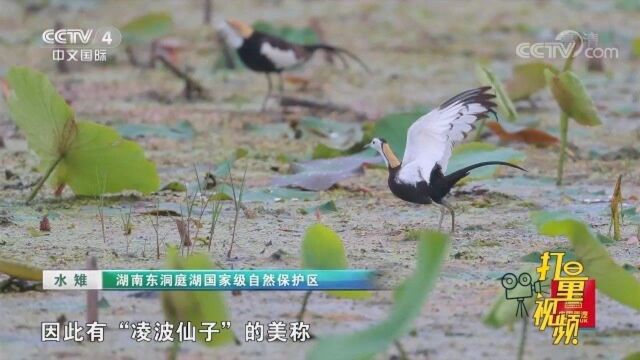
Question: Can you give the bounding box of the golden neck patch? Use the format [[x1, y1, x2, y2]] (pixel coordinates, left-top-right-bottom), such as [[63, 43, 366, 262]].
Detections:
[[227, 19, 253, 38], [381, 143, 401, 169]]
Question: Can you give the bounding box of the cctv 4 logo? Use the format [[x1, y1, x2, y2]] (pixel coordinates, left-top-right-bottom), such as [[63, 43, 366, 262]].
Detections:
[[42, 29, 110, 46]]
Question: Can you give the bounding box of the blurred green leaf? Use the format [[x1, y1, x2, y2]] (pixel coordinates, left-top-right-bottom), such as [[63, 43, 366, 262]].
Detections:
[[506, 62, 558, 101], [301, 200, 338, 215], [632, 38, 640, 58], [6, 67, 159, 197], [253, 21, 318, 44], [476, 65, 518, 121], [161, 248, 235, 347], [623, 352, 640, 360], [311, 121, 375, 159], [121, 12, 172, 44], [312, 143, 350, 159], [54, 122, 159, 195], [27, 227, 46, 237], [533, 212, 640, 311], [448, 142, 525, 181], [161, 181, 187, 192], [6, 67, 74, 170], [209, 191, 233, 201], [302, 223, 368, 300], [302, 223, 348, 269], [530, 210, 574, 227], [372, 110, 425, 157], [307, 231, 449, 360], [544, 69, 602, 126]]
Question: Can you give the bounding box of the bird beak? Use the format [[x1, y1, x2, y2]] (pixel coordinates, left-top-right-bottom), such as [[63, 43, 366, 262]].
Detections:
[[363, 143, 371, 150]]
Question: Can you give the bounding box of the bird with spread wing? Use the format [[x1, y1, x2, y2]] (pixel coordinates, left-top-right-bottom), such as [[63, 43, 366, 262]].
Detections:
[[367, 86, 526, 232], [217, 19, 369, 111]]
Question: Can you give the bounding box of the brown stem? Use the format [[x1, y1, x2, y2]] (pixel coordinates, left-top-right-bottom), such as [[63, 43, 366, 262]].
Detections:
[[517, 316, 528, 360], [394, 340, 409, 360], [280, 95, 351, 112], [556, 35, 579, 185], [168, 339, 180, 360], [556, 112, 569, 185], [296, 291, 312, 321], [155, 201, 161, 259], [54, 21, 68, 73], [203, 0, 212, 25], [226, 165, 247, 259], [86, 256, 98, 323], [562, 36, 580, 72], [155, 54, 207, 99], [125, 45, 139, 66], [26, 156, 63, 205], [216, 33, 236, 69]]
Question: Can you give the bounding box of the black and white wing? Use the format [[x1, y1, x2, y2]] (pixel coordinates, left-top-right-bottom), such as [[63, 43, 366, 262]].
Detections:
[[399, 87, 496, 183], [258, 34, 305, 70]]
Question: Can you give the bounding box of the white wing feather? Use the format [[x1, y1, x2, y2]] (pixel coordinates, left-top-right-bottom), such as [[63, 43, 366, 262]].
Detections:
[[260, 42, 300, 69], [399, 87, 495, 183]]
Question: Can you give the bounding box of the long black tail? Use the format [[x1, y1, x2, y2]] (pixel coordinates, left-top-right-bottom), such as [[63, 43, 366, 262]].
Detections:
[[305, 43, 371, 73], [432, 161, 526, 202]]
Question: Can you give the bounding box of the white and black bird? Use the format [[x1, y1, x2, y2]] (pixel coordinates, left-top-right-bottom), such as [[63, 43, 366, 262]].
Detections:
[[217, 19, 369, 110], [367, 87, 526, 232]]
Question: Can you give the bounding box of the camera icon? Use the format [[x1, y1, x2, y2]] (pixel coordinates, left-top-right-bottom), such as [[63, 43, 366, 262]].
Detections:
[[501, 272, 544, 317]]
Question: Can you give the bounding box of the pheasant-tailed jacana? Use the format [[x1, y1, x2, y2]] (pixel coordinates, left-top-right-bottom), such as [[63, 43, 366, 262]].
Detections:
[[217, 19, 369, 111], [367, 86, 526, 232]]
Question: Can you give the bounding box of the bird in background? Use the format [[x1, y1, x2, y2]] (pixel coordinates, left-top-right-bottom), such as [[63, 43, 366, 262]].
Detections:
[[367, 86, 526, 232], [217, 18, 370, 111]]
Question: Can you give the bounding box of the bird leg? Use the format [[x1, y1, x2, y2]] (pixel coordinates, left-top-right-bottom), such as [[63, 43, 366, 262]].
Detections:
[[437, 205, 446, 231], [261, 74, 273, 112], [440, 199, 455, 233], [277, 73, 284, 99]]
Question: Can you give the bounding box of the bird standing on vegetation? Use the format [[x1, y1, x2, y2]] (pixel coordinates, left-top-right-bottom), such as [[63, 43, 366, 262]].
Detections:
[[217, 19, 369, 111], [367, 87, 526, 232]]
